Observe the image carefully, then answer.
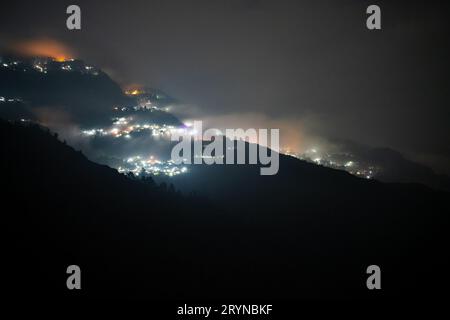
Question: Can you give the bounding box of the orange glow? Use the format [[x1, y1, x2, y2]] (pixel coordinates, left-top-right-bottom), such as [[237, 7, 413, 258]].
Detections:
[[123, 84, 145, 96], [54, 56, 68, 62], [125, 89, 144, 96], [11, 38, 74, 61]]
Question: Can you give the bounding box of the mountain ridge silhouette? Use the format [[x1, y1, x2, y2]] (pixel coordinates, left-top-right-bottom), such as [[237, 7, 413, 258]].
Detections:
[[2, 119, 449, 300]]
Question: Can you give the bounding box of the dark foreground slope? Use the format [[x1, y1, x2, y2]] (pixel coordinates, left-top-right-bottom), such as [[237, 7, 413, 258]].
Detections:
[[1, 120, 449, 301]]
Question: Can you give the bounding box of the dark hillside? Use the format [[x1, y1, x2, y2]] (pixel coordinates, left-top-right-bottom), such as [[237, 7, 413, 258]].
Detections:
[[1, 120, 448, 300]]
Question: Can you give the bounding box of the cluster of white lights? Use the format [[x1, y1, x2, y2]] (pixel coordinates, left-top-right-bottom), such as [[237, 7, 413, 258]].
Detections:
[[113, 104, 166, 113], [1, 62, 18, 68], [282, 147, 378, 179], [0, 96, 22, 103], [81, 113, 197, 140], [1, 58, 99, 76], [33, 63, 48, 73], [117, 155, 188, 177], [82, 123, 176, 139], [81, 128, 107, 136]]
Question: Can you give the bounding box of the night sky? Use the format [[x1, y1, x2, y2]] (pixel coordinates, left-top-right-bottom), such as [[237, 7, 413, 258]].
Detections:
[[1, 0, 449, 173]]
